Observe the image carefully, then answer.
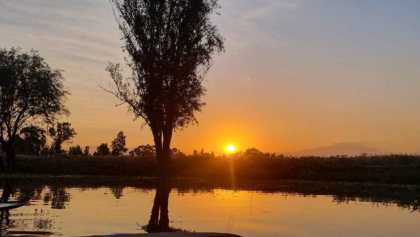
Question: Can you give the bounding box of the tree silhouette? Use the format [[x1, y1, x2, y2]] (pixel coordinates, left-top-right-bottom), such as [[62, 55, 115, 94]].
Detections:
[[0, 48, 67, 169], [108, 0, 224, 176], [94, 143, 110, 156], [48, 122, 76, 154], [111, 131, 127, 156], [129, 144, 155, 158], [83, 146, 90, 156], [68, 145, 83, 156], [43, 186, 70, 209], [16, 125, 47, 156]]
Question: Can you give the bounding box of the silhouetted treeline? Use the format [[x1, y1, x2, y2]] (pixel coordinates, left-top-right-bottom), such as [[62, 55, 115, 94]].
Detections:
[[8, 152, 420, 185]]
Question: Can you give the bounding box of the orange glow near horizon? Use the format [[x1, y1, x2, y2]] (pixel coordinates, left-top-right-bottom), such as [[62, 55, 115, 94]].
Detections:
[[4, 1, 420, 155]]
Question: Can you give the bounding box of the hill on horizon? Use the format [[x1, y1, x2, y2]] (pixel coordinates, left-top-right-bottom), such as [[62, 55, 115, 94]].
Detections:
[[289, 142, 380, 157]]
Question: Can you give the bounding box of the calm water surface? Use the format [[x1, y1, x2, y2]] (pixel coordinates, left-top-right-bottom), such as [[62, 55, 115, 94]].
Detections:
[[1, 180, 420, 237]]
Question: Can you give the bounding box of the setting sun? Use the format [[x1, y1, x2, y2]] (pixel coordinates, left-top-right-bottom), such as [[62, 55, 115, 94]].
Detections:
[[225, 144, 237, 154]]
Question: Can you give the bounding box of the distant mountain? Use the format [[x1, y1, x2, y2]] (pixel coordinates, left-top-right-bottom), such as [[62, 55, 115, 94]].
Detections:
[[289, 142, 380, 157]]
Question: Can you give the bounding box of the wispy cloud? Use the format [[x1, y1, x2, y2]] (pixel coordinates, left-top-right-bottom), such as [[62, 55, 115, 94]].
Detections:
[[0, 0, 122, 65], [216, 0, 302, 51], [240, 0, 300, 21]]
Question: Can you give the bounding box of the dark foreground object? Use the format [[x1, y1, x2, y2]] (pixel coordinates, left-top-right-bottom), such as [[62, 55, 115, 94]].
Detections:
[[83, 233, 241, 237], [9, 154, 420, 185], [0, 201, 25, 210]]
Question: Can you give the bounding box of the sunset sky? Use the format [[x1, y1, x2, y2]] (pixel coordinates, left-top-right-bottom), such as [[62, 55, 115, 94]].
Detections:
[[1, 0, 420, 154]]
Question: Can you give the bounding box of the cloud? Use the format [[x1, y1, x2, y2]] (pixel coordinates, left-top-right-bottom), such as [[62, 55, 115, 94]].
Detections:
[[241, 0, 300, 21], [0, 0, 122, 65], [216, 0, 302, 52]]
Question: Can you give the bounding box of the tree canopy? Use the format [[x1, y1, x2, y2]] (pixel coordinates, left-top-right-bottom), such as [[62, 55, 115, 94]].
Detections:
[[0, 48, 67, 168], [49, 122, 76, 154], [129, 144, 156, 158], [16, 125, 47, 156], [111, 131, 128, 156], [68, 145, 83, 156], [94, 143, 111, 156]]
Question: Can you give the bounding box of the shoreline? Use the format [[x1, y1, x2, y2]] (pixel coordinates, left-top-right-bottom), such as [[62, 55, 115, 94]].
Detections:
[[1, 173, 419, 191], [11, 155, 420, 185], [83, 233, 242, 237]]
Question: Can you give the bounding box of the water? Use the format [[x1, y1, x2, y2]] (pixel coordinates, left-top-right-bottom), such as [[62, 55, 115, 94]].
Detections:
[[1, 179, 420, 237]]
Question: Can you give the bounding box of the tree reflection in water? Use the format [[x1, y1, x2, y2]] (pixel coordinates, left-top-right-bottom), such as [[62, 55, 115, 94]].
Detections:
[[0, 182, 60, 235], [43, 186, 70, 209], [111, 186, 124, 199], [144, 178, 176, 233], [0, 179, 419, 236], [0, 182, 12, 235]]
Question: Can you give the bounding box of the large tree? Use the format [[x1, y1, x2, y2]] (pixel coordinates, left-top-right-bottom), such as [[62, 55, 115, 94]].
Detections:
[[0, 48, 67, 169], [108, 0, 224, 175]]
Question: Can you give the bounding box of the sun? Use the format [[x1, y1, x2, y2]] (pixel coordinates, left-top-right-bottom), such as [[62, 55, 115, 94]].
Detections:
[[225, 144, 237, 154]]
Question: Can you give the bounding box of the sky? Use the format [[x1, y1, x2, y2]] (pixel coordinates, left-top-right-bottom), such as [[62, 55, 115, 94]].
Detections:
[[1, 0, 420, 154]]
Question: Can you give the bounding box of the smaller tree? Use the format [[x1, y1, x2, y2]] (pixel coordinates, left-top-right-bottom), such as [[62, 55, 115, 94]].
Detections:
[[48, 122, 76, 154], [16, 126, 47, 156], [111, 131, 127, 156], [83, 146, 90, 156], [68, 145, 83, 156], [171, 148, 187, 159], [243, 148, 265, 159], [94, 143, 110, 156], [129, 145, 155, 158]]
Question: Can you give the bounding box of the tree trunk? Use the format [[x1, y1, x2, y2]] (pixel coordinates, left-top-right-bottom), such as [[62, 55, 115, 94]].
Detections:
[[152, 125, 173, 178], [157, 148, 171, 178], [6, 148, 15, 170], [2, 143, 15, 171], [0, 183, 12, 202], [0, 155, 6, 171]]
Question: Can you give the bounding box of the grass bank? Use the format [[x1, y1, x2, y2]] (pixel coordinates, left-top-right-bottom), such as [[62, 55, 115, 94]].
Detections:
[[7, 154, 420, 185]]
